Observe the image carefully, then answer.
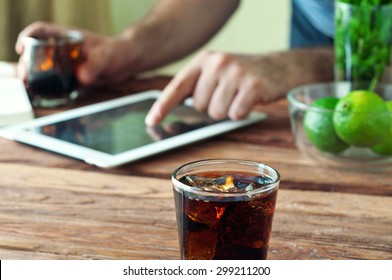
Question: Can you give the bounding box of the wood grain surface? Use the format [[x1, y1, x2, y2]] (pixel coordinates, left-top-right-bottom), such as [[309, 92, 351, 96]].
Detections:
[[0, 76, 391, 260]]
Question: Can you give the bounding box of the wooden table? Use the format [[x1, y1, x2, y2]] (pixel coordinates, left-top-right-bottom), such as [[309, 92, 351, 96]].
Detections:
[[0, 76, 391, 260]]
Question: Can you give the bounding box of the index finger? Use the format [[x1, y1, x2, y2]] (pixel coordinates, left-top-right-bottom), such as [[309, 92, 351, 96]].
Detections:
[[145, 63, 201, 126]]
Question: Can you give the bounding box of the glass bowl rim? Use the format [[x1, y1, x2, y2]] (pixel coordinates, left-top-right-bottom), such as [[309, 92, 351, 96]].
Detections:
[[287, 81, 392, 115]]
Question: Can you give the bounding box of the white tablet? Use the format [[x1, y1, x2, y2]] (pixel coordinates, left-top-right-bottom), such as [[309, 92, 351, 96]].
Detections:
[[0, 90, 267, 168]]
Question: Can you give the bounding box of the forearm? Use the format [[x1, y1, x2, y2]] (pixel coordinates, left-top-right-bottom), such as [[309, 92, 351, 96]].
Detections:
[[259, 47, 334, 101], [118, 0, 240, 73], [286, 47, 334, 87]]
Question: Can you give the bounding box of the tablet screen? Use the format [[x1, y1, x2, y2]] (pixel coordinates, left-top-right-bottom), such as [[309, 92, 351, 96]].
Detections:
[[32, 98, 220, 155], [1, 90, 267, 168]]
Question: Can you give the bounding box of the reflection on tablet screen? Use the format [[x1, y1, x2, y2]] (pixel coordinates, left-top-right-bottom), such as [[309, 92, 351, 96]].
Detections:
[[35, 99, 220, 155]]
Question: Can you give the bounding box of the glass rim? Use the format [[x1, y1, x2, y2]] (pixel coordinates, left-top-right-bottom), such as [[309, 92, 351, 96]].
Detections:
[[336, 1, 392, 9], [172, 158, 280, 198], [287, 81, 392, 115], [23, 30, 84, 46]]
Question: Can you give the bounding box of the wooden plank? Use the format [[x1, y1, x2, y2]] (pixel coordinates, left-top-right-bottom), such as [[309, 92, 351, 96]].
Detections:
[[269, 190, 392, 260], [0, 164, 390, 259], [118, 142, 392, 196], [1, 136, 391, 196], [0, 164, 178, 260]]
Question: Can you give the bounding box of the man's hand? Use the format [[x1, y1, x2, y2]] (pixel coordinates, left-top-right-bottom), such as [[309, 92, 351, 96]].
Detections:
[[15, 22, 136, 86], [145, 50, 280, 126]]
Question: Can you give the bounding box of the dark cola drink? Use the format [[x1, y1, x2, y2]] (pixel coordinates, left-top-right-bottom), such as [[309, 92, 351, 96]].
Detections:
[[172, 160, 280, 260], [27, 68, 78, 98], [22, 31, 83, 107]]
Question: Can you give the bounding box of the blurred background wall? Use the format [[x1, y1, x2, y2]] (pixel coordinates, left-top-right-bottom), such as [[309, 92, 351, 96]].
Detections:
[[0, 0, 290, 75], [0, 0, 112, 61]]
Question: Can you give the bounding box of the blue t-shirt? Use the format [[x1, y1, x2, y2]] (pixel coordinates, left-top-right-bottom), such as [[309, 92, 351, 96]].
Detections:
[[290, 0, 335, 48]]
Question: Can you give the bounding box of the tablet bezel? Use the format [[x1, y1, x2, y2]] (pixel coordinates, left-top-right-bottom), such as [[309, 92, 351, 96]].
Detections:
[[0, 90, 267, 168]]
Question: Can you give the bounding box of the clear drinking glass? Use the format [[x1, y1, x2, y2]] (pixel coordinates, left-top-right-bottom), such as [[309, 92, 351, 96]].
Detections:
[[172, 159, 280, 260], [21, 30, 84, 108], [335, 1, 392, 91]]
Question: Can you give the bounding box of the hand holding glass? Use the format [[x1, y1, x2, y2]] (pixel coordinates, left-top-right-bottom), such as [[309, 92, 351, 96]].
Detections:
[[21, 30, 83, 108]]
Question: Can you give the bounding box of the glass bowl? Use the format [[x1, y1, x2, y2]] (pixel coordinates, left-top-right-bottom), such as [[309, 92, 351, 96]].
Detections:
[[287, 81, 392, 171]]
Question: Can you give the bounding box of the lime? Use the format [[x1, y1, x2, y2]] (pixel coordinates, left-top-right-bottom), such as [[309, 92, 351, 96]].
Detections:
[[371, 101, 392, 155], [303, 96, 349, 153], [333, 90, 390, 147]]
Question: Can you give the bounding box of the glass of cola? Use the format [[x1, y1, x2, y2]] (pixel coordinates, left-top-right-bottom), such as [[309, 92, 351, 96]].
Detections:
[[172, 159, 280, 260]]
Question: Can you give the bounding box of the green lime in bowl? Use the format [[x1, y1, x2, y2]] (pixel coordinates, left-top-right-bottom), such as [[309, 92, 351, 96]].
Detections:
[[287, 82, 392, 171]]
